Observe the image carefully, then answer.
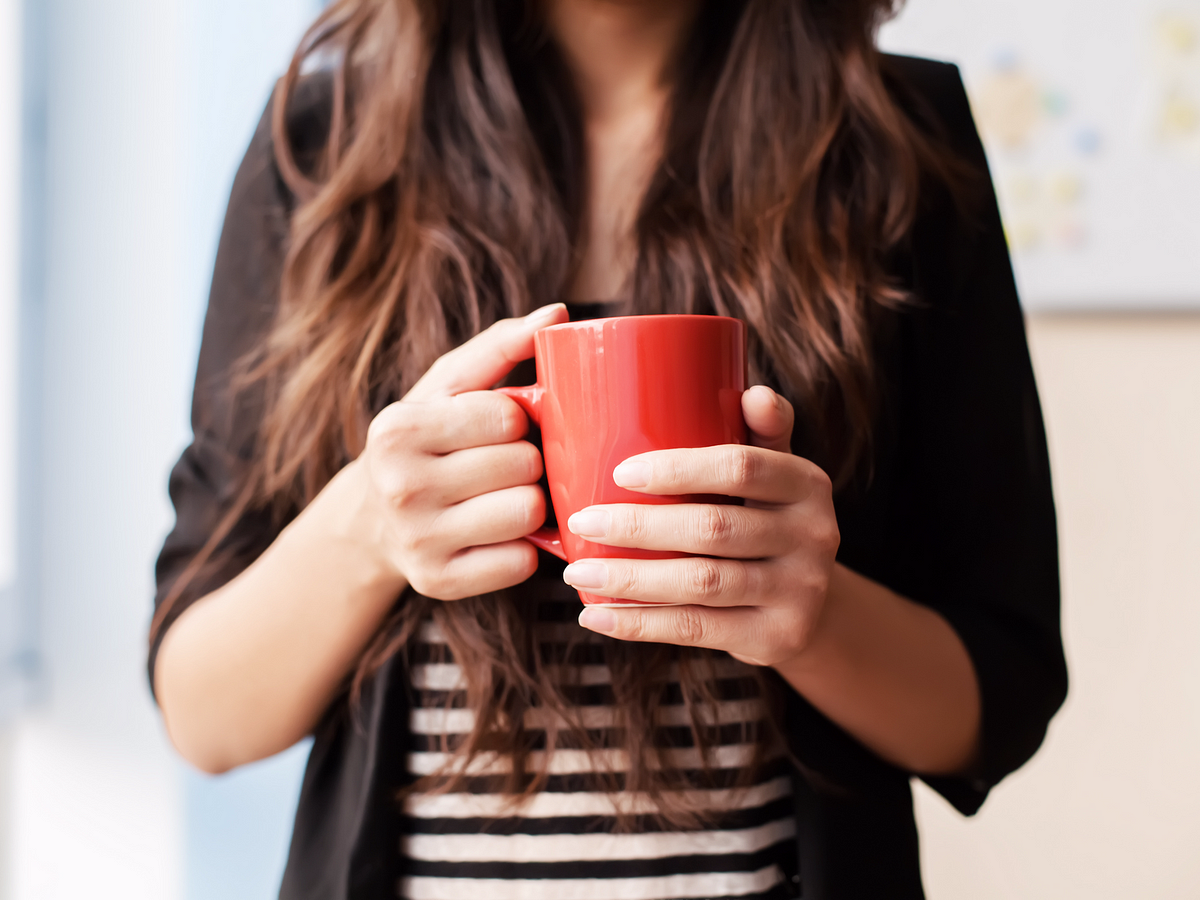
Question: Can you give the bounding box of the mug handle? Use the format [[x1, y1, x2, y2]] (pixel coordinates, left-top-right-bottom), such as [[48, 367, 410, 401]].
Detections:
[[495, 384, 568, 562]]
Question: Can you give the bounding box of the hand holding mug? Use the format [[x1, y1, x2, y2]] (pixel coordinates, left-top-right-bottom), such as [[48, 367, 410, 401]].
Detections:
[[567, 385, 842, 669], [356, 304, 569, 600], [496, 314, 748, 605]]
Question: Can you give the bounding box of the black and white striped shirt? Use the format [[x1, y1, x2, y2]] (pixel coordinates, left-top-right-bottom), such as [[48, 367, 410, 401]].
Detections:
[[399, 593, 798, 900]]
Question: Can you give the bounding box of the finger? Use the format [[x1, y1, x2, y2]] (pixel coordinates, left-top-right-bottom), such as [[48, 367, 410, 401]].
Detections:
[[742, 386, 794, 454], [436, 484, 547, 550], [565, 503, 792, 558], [433, 440, 543, 505], [371, 392, 531, 456], [612, 445, 823, 505], [562, 555, 775, 608], [404, 304, 569, 401], [577, 603, 765, 654], [420, 541, 540, 601]]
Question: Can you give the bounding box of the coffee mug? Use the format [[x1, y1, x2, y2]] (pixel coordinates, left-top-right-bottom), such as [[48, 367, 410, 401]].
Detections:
[[497, 314, 746, 606]]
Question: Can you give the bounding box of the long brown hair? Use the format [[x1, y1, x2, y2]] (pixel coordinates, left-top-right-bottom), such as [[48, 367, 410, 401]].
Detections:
[[155, 0, 963, 822]]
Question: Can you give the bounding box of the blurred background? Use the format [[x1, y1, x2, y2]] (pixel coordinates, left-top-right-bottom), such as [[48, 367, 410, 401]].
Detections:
[[0, 0, 1197, 897]]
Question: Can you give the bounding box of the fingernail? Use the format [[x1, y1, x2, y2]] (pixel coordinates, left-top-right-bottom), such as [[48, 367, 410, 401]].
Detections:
[[567, 509, 610, 539], [579, 608, 617, 634], [529, 303, 565, 325], [750, 384, 780, 408], [563, 562, 607, 590], [613, 460, 651, 489]]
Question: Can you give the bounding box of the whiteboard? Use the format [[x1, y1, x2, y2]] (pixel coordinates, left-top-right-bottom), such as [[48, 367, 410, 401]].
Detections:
[[0, 0, 19, 592], [880, 0, 1200, 310]]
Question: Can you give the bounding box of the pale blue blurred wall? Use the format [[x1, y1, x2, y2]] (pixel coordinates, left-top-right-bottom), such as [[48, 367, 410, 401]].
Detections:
[[0, 0, 26, 724], [179, 7, 325, 897], [5, 0, 324, 897]]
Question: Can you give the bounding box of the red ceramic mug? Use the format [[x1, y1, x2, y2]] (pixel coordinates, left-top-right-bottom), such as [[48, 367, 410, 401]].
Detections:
[[497, 314, 747, 606]]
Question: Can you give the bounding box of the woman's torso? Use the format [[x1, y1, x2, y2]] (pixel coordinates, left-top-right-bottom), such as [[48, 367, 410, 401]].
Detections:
[[401, 586, 799, 900]]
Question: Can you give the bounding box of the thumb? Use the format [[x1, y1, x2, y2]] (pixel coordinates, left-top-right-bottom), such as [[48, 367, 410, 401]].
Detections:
[[404, 304, 569, 401], [742, 385, 794, 454]]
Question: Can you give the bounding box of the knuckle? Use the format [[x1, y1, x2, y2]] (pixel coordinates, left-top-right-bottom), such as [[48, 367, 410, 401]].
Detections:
[[812, 464, 833, 493], [797, 457, 833, 494], [696, 505, 736, 547], [686, 558, 726, 600], [722, 447, 758, 492], [606, 564, 637, 600], [654, 453, 682, 489], [676, 606, 708, 645], [486, 316, 517, 338], [786, 555, 829, 599], [752, 615, 791, 666], [368, 403, 419, 450], [802, 511, 840, 554], [819, 520, 841, 554], [375, 467, 422, 507], [515, 486, 547, 529], [421, 356, 462, 396], [801, 567, 829, 598], [475, 318, 520, 352], [487, 394, 527, 442], [397, 520, 438, 561], [810, 468, 835, 503], [510, 541, 540, 579], [741, 561, 768, 598], [367, 404, 400, 440], [408, 564, 448, 599], [516, 441, 544, 482], [623, 506, 651, 545], [621, 611, 646, 642]]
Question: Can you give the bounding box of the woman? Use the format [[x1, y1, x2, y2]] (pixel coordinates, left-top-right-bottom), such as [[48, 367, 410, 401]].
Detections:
[[150, 1, 1067, 897]]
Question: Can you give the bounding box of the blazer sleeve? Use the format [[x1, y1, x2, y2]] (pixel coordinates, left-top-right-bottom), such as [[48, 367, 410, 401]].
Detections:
[[875, 58, 1068, 814], [148, 91, 310, 689]]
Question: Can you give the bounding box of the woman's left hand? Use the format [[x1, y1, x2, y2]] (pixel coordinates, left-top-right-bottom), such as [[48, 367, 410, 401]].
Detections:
[[565, 385, 840, 668]]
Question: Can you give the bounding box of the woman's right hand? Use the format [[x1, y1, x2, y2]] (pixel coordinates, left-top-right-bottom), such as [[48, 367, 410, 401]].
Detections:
[[358, 303, 569, 600], [155, 304, 568, 773]]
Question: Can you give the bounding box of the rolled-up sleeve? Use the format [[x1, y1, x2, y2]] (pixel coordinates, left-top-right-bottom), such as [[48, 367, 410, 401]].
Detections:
[[863, 61, 1068, 814], [911, 209, 1066, 813], [148, 96, 293, 689]]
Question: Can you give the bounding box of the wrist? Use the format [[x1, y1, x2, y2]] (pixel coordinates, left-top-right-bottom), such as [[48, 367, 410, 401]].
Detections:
[[293, 458, 409, 598], [771, 564, 849, 686]]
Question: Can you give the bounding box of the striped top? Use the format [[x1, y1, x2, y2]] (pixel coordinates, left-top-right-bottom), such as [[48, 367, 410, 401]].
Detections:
[[399, 593, 799, 900]]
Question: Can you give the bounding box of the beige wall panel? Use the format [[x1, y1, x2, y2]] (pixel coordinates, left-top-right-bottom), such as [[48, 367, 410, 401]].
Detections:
[[917, 314, 1200, 899]]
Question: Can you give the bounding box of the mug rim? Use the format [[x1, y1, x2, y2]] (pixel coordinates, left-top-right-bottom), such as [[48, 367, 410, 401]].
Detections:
[[539, 313, 743, 334]]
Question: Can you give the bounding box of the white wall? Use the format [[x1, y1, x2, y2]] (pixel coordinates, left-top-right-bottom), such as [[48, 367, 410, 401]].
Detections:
[[916, 314, 1200, 898], [10, 0, 190, 889], [879, 0, 1200, 310]]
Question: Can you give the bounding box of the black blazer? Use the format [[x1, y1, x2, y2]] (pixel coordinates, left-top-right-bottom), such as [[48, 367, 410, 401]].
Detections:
[[152, 54, 1067, 899]]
